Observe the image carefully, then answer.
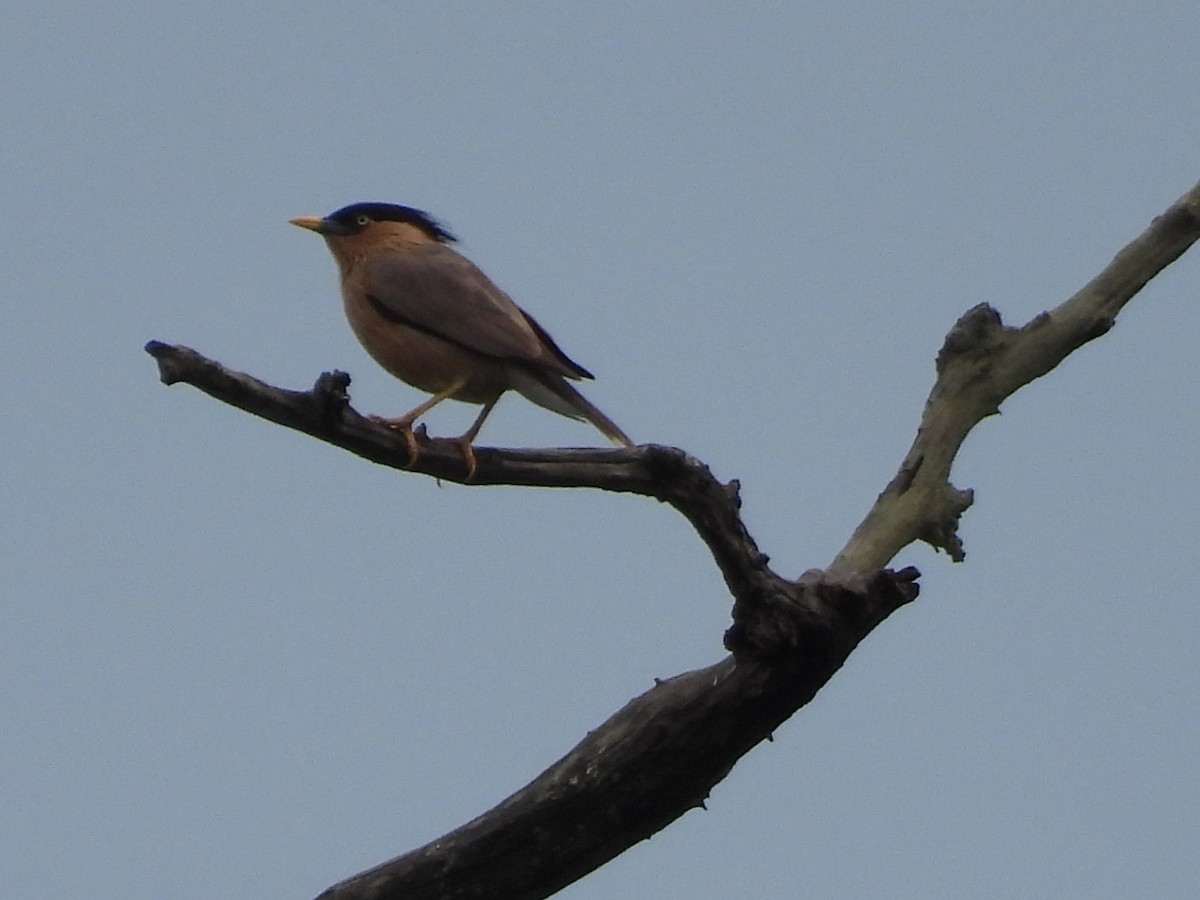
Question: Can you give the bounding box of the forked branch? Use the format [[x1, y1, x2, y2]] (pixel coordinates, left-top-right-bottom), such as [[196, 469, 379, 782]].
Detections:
[[146, 176, 1200, 900]]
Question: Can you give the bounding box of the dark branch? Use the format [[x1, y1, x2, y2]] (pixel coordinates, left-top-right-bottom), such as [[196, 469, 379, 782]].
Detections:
[[144, 341, 770, 604], [315, 569, 919, 900]]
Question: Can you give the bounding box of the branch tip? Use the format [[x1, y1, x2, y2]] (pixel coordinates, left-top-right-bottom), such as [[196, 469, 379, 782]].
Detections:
[[144, 340, 187, 385]]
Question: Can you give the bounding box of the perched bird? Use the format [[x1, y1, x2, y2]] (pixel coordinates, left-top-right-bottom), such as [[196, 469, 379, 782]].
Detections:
[[290, 202, 633, 475]]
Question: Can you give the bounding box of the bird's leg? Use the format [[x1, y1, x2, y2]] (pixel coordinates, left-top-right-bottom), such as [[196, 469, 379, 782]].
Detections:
[[454, 396, 499, 480], [454, 398, 499, 480], [370, 379, 467, 466]]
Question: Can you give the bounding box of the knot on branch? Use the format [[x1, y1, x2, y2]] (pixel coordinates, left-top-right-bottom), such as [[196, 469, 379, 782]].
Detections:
[[917, 485, 975, 561], [724, 567, 920, 664], [641, 443, 703, 486], [311, 370, 353, 428], [936, 303, 1006, 374]]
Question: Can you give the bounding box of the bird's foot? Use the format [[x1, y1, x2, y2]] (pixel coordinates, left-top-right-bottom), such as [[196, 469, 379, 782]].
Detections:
[[456, 438, 479, 481], [369, 415, 421, 467]]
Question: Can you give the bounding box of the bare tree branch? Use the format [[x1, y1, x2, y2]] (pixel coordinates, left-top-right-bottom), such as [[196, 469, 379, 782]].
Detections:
[[146, 176, 1200, 899], [142, 344, 768, 601], [829, 178, 1200, 576]]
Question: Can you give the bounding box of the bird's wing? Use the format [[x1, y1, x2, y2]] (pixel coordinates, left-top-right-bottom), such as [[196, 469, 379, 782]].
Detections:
[[360, 243, 591, 378]]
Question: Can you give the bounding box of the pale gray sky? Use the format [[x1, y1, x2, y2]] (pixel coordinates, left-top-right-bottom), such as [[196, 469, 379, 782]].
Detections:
[[3, 4, 1198, 898]]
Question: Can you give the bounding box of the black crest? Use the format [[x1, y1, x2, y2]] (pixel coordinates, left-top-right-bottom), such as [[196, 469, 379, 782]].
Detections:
[[324, 202, 457, 243]]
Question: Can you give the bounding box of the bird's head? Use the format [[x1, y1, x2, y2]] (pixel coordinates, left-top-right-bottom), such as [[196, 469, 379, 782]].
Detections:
[[291, 202, 456, 265]]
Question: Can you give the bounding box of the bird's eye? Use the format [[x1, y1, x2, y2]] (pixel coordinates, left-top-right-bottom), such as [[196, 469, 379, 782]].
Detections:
[[355, 214, 371, 227]]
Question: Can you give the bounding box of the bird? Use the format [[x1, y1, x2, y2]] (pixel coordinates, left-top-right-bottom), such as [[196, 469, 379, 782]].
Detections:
[[290, 201, 633, 476]]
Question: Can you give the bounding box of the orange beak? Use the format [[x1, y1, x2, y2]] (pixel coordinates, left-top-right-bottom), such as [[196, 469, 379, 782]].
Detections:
[[289, 216, 324, 232]]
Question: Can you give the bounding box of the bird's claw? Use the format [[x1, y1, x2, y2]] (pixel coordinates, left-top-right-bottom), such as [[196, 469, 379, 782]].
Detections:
[[368, 415, 421, 467], [365, 414, 476, 478], [457, 439, 479, 481], [400, 428, 421, 468]]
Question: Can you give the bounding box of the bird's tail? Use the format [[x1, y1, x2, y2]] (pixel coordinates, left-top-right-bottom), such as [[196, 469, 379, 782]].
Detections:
[[509, 368, 634, 447]]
